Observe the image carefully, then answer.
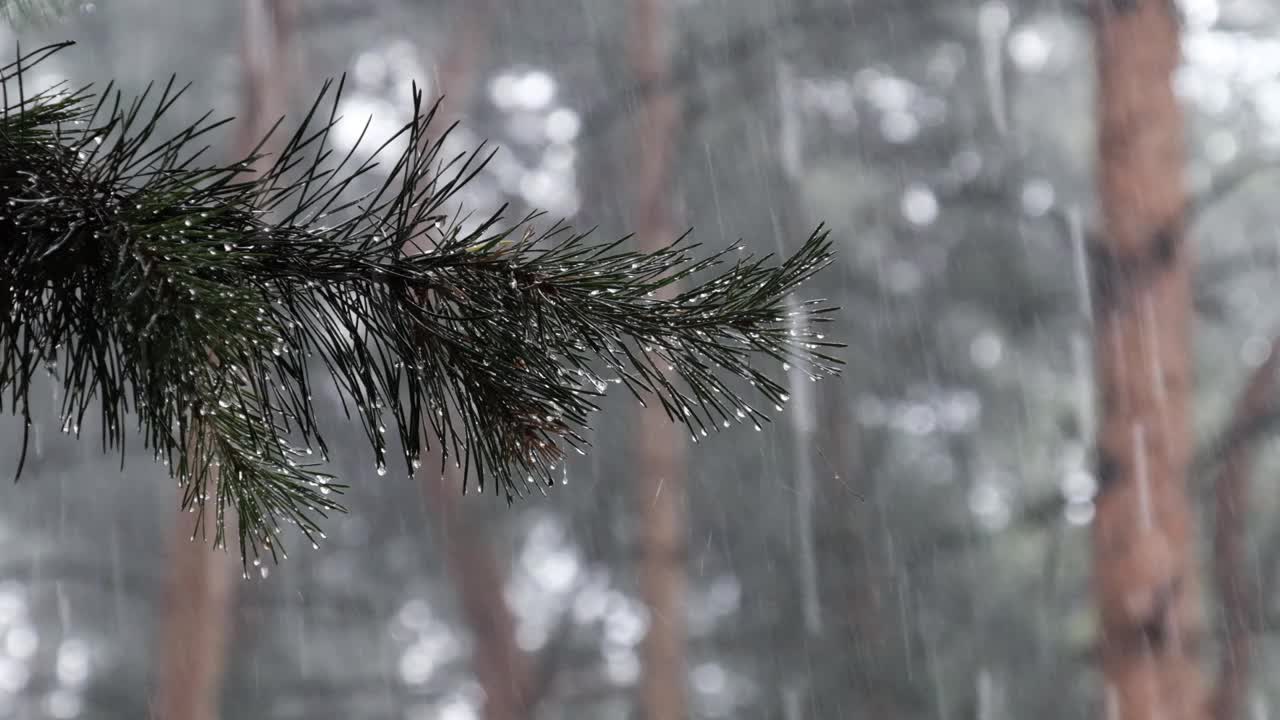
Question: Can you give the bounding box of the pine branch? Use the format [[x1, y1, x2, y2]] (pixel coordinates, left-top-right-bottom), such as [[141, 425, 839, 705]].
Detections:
[[0, 43, 842, 565]]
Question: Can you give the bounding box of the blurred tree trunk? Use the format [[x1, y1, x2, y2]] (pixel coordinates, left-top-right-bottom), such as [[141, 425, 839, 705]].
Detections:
[[775, 58, 898, 716], [233, 0, 297, 157], [816, 395, 904, 716], [150, 3, 296, 719], [1089, 2, 1207, 719], [151, 493, 238, 720], [423, 0, 493, 127], [423, 475, 538, 720], [407, 3, 554, 719], [628, 0, 689, 718], [1209, 339, 1280, 720]]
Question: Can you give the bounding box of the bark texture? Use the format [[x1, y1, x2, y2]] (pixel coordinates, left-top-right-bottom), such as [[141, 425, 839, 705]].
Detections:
[[1089, 2, 1207, 718], [627, 0, 689, 718]]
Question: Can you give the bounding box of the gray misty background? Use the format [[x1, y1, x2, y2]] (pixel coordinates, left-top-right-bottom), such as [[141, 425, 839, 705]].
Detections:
[[1, 0, 1279, 718]]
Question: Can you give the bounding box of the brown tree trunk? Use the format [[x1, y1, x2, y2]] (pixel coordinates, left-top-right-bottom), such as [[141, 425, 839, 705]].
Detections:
[[408, 4, 550, 719], [233, 0, 297, 161], [1209, 339, 1280, 720], [423, 472, 538, 720], [627, 0, 689, 718], [151, 3, 295, 718], [427, 0, 494, 125], [1089, 2, 1207, 719], [151, 495, 238, 720]]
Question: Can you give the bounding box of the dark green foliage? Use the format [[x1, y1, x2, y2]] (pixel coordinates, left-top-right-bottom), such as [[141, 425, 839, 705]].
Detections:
[[0, 43, 840, 565]]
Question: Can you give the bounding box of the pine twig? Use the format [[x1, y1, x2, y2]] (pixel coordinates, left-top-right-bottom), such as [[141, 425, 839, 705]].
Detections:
[[0, 43, 842, 565]]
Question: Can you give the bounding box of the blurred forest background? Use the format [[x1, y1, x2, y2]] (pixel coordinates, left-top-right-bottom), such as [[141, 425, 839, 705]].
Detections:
[[1, 0, 1280, 718]]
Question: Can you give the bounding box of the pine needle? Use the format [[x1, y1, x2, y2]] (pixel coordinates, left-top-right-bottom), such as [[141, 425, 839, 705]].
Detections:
[[0, 43, 843, 566]]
